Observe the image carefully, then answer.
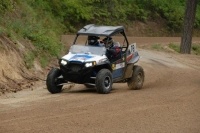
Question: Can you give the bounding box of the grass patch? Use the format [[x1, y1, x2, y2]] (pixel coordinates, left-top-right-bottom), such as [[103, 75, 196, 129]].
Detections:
[[0, 27, 3, 35], [168, 43, 200, 55], [39, 55, 49, 68], [168, 43, 180, 52], [151, 44, 163, 50], [0, 26, 7, 36], [192, 44, 200, 55], [24, 51, 35, 69]]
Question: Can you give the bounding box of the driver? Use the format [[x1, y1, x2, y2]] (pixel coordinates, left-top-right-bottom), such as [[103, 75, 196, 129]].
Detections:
[[88, 36, 104, 46]]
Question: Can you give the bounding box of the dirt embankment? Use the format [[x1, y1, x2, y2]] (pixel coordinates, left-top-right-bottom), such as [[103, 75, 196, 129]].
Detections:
[[0, 36, 45, 95]]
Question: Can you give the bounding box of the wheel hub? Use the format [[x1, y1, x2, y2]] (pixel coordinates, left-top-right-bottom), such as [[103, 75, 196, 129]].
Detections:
[[104, 76, 111, 89], [137, 73, 143, 85]]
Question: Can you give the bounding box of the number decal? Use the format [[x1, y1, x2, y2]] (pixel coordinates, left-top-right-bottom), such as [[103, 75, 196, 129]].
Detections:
[[131, 45, 135, 53]]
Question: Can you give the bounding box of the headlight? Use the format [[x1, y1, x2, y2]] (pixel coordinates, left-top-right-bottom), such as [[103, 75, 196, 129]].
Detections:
[[85, 62, 96, 67], [61, 60, 67, 65], [98, 58, 108, 64]]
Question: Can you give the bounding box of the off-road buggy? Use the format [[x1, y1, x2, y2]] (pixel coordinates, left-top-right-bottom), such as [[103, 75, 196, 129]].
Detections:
[[46, 24, 144, 94]]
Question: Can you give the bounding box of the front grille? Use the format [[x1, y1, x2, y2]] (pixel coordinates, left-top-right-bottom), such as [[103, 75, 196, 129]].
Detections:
[[70, 64, 82, 72], [60, 62, 93, 84]]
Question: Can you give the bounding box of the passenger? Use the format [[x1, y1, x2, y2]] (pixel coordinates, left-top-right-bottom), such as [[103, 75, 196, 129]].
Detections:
[[103, 37, 121, 60]]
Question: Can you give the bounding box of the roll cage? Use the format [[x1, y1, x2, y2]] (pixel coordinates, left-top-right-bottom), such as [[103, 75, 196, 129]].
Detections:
[[73, 24, 129, 52]]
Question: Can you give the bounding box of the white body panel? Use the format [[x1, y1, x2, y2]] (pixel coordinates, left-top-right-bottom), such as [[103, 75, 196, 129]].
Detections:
[[62, 52, 108, 64], [126, 43, 140, 64]]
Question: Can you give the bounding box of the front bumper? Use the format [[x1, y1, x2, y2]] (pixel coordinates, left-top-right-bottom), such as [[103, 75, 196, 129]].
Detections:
[[60, 61, 94, 84]]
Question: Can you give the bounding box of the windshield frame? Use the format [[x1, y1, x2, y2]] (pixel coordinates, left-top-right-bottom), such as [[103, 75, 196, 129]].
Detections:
[[69, 45, 106, 56]]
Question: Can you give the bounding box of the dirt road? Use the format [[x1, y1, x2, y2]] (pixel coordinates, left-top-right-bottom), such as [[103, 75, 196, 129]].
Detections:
[[0, 37, 200, 133]]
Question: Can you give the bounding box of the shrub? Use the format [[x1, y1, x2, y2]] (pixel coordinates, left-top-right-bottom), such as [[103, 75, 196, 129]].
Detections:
[[192, 44, 200, 55], [24, 51, 35, 69], [151, 44, 163, 50], [168, 43, 180, 52], [0, 0, 14, 14]]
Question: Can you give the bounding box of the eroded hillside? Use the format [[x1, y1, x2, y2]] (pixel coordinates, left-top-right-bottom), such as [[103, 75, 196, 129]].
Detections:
[[0, 36, 45, 95]]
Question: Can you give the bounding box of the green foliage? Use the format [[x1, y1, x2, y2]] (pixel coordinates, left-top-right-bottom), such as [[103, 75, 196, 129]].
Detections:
[[151, 44, 163, 50], [39, 55, 49, 68], [3, 0, 199, 35], [24, 51, 35, 69], [50, 0, 199, 32], [0, 0, 13, 14], [168, 43, 200, 55], [194, 3, 200, 28], [192, 44, 200, 55], [168, 43, 180, 52], [29, 34, 62, 56], [1, 0, 200, 35], [0, 0, 66, 68], [138, 0, 185, 31], [0, 26, 3, 35]]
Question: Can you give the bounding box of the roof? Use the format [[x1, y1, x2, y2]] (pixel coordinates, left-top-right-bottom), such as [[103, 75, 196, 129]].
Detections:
[[77, 24, 125, 36]]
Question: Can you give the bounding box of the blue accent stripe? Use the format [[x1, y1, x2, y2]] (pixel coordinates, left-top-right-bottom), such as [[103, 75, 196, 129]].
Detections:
[[69, 54, 94, 61]]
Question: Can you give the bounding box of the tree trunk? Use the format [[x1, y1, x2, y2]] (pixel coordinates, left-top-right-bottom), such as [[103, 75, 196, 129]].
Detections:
[[180, 0, 198, 54]]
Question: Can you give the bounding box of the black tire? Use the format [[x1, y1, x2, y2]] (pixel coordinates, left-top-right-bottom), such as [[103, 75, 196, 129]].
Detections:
[[95, 69, 112, 94], [127, 65, 144, 90], [46, 68, 63, 94], [84, 84, 95, 88]]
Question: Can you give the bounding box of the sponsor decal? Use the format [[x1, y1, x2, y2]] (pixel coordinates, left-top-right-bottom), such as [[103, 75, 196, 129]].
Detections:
[[115, 62, 125, 70]]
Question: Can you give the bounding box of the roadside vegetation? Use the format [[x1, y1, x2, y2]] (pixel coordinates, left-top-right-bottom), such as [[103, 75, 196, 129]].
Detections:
[[151, 43, 200, 55], [0, 0, 200, 68], [168, 43, 200, 55], [0, 0, 65, 68]]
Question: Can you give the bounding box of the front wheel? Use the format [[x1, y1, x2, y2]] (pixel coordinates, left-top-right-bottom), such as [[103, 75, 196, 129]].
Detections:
[[127, 65, 144, 90], [46, 68, 64, 94], [95, 69, 112, 94]]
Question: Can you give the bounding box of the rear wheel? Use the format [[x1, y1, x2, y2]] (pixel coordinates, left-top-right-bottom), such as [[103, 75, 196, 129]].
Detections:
[[46, 68, 64, 94], [127, 65, 144, 90], [96, 69, 112, 94]]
